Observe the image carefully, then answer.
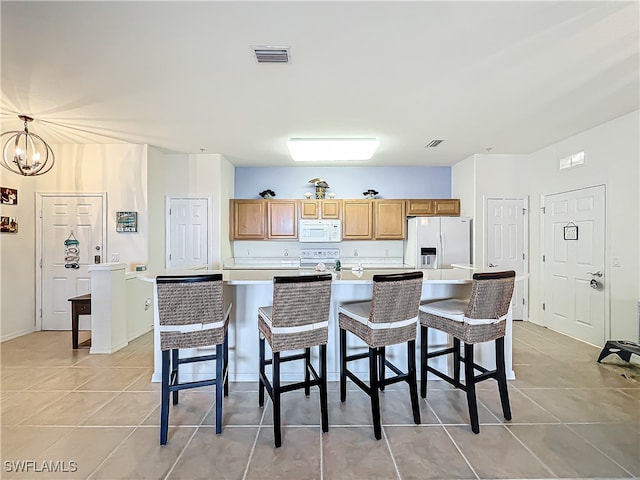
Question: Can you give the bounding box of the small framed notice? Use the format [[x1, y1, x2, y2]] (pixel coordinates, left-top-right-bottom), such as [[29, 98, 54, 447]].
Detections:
[[564, 224, 578, 240], [116, 211, 138, 233]]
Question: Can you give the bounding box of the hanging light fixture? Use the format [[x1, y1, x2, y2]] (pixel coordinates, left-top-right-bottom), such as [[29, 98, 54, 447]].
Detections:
[[1, 115, 55, 176]]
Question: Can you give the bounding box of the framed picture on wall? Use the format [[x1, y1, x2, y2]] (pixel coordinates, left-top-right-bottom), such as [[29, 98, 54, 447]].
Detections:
[[116, 211, 138, 232], [1, 216, 18, 233], [1, 187, 17, 205]]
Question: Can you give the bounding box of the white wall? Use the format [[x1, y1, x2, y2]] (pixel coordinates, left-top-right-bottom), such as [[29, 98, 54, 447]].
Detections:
[[0, 143, 149, 340], [527, 111, 639, 341], [147, 146, 167, 272], [453, 110, 640, 342], [164, 153, 234, 269], [453, 153, 530, 267]]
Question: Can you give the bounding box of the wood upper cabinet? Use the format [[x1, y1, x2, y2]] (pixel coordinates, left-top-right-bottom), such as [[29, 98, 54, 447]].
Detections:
[[230, 200, 266, 239], [434, 199, 460, 216], [406, 199, 435, 216], [267, 200, 298, 239], [299, 199, 341, 219], [406, 199, 460, 216], [374, 200, 406, 239], [341, 199, 373, 240]]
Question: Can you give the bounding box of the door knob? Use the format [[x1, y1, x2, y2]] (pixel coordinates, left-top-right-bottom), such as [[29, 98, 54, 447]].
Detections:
[[587, 271, 603, 277]]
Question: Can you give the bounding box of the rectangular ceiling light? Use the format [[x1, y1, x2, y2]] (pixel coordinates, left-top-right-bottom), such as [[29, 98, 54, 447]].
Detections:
[[288, 138, 379, 162]]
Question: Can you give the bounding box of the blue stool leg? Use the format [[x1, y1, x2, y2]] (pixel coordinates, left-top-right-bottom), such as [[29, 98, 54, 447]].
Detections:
[[369, 347, 382, 440], [160, 350, 170, 445], [215, 343, 223, 434]]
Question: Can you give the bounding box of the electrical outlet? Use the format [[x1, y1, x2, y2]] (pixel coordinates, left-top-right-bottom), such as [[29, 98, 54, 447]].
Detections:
[[284, 249, 289, 257], [111, 253, 120, 262], [144, 298, 151, 311], [354, 249, 358, 257]]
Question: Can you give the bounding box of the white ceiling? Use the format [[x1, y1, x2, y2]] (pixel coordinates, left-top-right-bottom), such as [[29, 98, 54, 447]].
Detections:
[[1, 1, 638, 167]]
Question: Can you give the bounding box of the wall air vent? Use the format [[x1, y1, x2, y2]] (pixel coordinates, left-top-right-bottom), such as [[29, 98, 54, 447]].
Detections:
[[424, 140, 444, 148], [253, 46, 290, 63]]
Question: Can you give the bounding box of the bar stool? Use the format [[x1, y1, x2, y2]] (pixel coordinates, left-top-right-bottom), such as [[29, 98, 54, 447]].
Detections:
[[156, 274, 230, 445], [338, 271, 423, 440], [419, 270, 515, 434], [258, 273, 332, 448]]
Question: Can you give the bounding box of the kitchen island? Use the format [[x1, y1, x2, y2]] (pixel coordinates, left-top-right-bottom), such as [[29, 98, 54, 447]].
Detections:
[[141, 268, 524, 383]]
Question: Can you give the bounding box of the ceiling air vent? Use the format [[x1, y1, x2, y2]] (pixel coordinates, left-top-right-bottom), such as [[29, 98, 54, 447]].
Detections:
[[253, 46, 290, 63], [424, 139, 444, 148]]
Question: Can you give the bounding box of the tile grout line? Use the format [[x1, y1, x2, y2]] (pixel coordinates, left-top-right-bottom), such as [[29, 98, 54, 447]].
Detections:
[[381, 426, 402, 480], [85, 425, 138, 479], [164, 386, 218, 480], [241, 403, 267, 480], [564, 423, 637, 478], [440, 424, 480, 480], [502, 423, 559, 478]]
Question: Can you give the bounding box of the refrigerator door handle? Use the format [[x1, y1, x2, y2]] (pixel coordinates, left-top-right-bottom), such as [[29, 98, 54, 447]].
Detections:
[[436, 231, 443, 269]]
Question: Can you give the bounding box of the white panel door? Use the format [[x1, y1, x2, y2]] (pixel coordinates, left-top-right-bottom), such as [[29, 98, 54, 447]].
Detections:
[[41, 195, 104, 330], [543, 186, 606, 345], [486, 198, 527, 319], [168, 197, 209, 269]]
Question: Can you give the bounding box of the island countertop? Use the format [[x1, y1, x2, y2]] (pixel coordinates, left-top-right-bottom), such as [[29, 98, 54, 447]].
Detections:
[[140, 267, 524, 285]]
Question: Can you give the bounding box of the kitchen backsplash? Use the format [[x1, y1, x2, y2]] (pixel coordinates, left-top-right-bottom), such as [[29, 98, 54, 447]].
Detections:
[[231, 240, 404, 264]]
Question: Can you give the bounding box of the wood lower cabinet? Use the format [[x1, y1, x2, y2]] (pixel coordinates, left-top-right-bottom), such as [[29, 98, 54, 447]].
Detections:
[[374, 200, 406, 239], [231, 200, 266, 239], [299, 199, 341, 219], [267, 200, 298, 239], [342, 200, 373, 240]]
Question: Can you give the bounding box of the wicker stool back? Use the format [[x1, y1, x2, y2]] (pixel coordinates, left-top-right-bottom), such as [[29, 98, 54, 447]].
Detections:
[[156, 274, 230, 444], [419, 270, 516, 434], [258, 274, 333, 447], [338, 271, 424, 440]]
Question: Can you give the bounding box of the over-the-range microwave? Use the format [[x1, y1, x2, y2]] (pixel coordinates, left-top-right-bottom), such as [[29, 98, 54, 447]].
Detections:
[[299, 219, 342, 243]]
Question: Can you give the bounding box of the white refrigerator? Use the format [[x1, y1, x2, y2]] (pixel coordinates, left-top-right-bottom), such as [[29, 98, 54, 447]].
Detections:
[[404, 216, 471, 269]]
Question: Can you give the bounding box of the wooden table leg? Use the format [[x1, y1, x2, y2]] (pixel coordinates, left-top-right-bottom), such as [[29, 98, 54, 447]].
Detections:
[[71, 302, 79, 349]]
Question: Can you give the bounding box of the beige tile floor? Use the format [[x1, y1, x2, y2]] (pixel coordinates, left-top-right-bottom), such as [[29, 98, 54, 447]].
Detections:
[[1, 322, 638, 479]]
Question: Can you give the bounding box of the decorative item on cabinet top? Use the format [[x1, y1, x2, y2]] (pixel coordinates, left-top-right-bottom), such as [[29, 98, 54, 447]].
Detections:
[[362, 189, 379, 199], [259, 189, 276, 199], [309, 178, 330, 199]]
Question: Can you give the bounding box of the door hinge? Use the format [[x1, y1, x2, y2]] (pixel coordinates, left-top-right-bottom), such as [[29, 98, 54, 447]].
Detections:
[[169, 208, 172, 215], [522, 298, 525, 305], [169, 254, 171, 261], [542, 303, 545, 311], [541, 206, 546, 214], [40, 308, 42, 318], [542, 255, 545, 262], [523, 253, 525, 260], [522, 208, 527, 215], [40, 258, 43, 268]]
